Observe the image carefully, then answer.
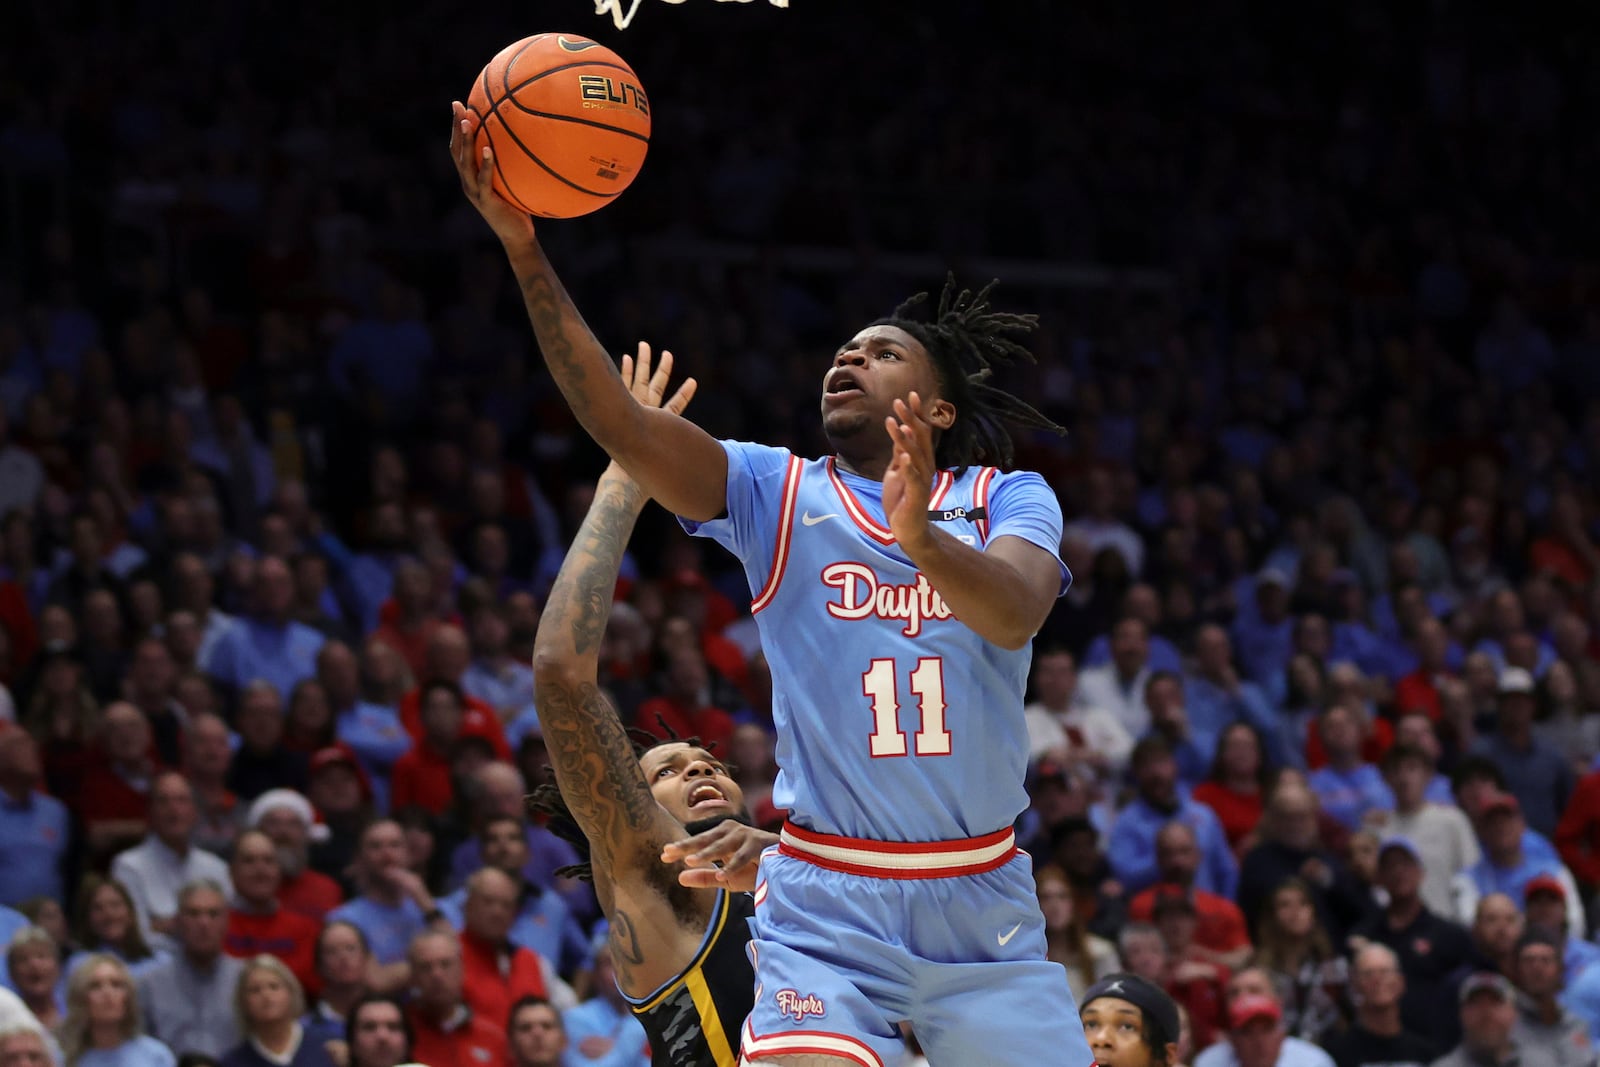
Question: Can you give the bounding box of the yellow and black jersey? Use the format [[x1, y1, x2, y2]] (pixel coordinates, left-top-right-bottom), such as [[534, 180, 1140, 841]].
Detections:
[[625, 888, 755, 1067]]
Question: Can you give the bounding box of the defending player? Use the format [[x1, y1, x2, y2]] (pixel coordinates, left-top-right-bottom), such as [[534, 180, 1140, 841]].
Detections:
[[528, 350, 774, 1067], [453, 104, 1093, 1067]]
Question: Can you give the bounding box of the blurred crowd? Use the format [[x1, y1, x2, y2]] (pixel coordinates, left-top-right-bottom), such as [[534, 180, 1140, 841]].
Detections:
[[2, 1, 1600, 1067]]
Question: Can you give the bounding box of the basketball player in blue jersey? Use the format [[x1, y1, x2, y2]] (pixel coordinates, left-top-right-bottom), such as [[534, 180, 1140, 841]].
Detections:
[[529, 350, 776, 1067], [454, 104, 1095, 1067]]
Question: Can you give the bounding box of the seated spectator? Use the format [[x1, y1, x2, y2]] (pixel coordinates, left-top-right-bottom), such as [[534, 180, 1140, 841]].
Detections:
[[304, 747, 374, 892], [393, 627, 508, 760], [1392, 617, 1455, 724], [342, 995, 413, 1067], [75, 703, 158, 864], [506, 997, 566, 1067], [246, 791, 341, 922], [226, 683, 308, 802], [223, 831, 321, 994], [390, 681, 468, 816], [1389, 715, 1455, 804], [435, 816, 586, 976], [220, 955, 334, 1067], [1037, 864, 1119, 1002], [1144, 673, 1210, 790], [1192, 724, 1273, 856], [1128, 823, 1252, 972], [1192, 993, 1335, 1067], [404, 931, 507, 1067], [203, 557, 326, 700], [1433, 972, 1560, 1067], [316, 643, 408, 792], [7, 926, 63, 1030], [1319, 943, 1438, 1067], [281, 680, 337, 755], [326, 820, 446, 992], [109, 773, 232, 946], [1186, 625, 1289, 768], [1351, 837, 1472, 1045], [1370, 743, 1478, 916], [181, 714, 243, 859], [1053, 816, 1128, 942], [455, 868, 576, 1033], [1510, 928, 1596, 1067], [1075, 619, 1156, 739], [138, 881, 245, 1058], [1307, 704, 1394, 833], [0, 1027, 58, 1067], [460, 606, 535, 724], [0, 729, 69, 908], [633, 645, 735, 752], [1471, 668, 1573, 839], [1523, 877, 1600, 985], [444, 763, 587, 919], [66, 877, 166, 982], [1109, 737, 1237, 899], [301, 922, 371, 1048], [1238, 779, 1371, 944], [1453, 758, 1562, 866], [1456, 794, 1585, 937], [1250, 879, 1349, 1043], [59, 955, 175, 1067], [1152, 893, 1231, 1050], [1024, 648, 1135, 778], [557, 939, 650, 1067]]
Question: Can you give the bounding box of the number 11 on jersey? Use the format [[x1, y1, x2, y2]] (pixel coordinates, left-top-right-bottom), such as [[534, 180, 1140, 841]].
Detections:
[[862, 657, 951, 758]]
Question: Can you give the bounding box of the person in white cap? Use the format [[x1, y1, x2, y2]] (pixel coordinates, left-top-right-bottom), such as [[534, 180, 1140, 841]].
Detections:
[[1469, 667, 1573, 838], [248, 789, 341, 921]]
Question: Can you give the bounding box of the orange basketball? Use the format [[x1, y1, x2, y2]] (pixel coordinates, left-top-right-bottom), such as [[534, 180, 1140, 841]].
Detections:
[[466, 33, 651, 219]]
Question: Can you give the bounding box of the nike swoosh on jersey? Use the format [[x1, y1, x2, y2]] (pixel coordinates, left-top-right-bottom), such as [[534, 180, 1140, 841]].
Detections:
[[998, 923, 1023, 946], [801, 512, 839, 526]]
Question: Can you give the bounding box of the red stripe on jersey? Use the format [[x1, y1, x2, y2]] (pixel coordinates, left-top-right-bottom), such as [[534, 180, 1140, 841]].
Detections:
[[751, 455, 804, 614]]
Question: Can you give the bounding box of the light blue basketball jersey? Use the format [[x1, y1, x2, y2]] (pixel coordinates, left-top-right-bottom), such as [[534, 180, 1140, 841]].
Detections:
[[682, 440, 1068, 842]]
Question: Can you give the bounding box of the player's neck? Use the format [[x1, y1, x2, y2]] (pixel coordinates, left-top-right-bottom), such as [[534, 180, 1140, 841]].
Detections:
[[833, 451, 891, 482]]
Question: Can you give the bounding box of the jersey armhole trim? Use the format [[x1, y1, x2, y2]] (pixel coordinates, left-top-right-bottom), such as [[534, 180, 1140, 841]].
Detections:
[[750, 454, 804, 614], [623, 887, 732, 1012], [973, 466, 997, 543]]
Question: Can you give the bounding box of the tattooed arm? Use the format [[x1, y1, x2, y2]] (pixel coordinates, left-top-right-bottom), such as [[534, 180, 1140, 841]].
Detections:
[[450, 102, 728, 522]]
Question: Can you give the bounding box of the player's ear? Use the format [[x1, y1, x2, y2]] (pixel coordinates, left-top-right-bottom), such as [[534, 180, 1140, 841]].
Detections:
[[926, 397, 956, 432]]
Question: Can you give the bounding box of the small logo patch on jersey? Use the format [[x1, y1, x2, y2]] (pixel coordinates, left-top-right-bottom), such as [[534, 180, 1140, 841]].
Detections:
[[774, 989, 827, 1023], [998, 922, 1023, 946], [928, 505, 987, 523], [802, 511, 839, 526]]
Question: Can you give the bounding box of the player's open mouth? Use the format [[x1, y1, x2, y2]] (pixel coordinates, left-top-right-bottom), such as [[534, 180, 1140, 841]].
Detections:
[[824, 370, 865, 402], [687, 783, 728, 811]]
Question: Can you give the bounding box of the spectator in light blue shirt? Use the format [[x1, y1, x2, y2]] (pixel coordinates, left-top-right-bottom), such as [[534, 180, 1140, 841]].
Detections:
[[1470, 667, 1573, 838], [1081, 586, 1184, 677], [1232, 569, 1295, 697], [60, 953, 177, 1067], [460, 607, 536, 724], [1307, 704, 1394, 832], [326, 821, 440, 972], [0, 731, 69, 908], [508, 996, 569, 1067], [315, 642, 409, 801], [1109, 736, 1237, 899], [1186, 625, 1293, 768], [203, 557, 326, 701], [561, 941, 651, 1067]]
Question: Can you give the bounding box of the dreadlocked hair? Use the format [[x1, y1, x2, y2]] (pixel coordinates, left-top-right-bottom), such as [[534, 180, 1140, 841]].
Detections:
[[874, 274, 1065, 474], [524, 723, 723, 883]]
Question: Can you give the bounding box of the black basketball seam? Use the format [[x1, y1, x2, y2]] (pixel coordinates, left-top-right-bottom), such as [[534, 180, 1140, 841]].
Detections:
[[486, 92, 627, 202], [473, 55, 545, 218], [504, 59, 638, 96], [500, 99, 650, 144]]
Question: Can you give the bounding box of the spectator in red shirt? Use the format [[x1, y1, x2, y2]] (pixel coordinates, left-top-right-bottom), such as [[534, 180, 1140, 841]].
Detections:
[[373, 561, 446, 683], [457, 868, 574, 1032], [76, 701, 158, 863], [1393, 617, 1455, 723], [392, 680, 467, 816], [1556, 766, 1600, 895], [405, 929, 508, 1067], [225, 829, 322, 994], [1192, 723, 1272, 855], [248, 789, 343, 922], [1127, 823, 1253, 971], [634, 647, 735, 751], [396, 626, 509, 760]]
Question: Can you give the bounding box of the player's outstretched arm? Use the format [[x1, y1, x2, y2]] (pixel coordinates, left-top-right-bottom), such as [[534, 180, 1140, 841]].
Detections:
[[450, 102, 728, 523], [531, 350, 698, 901]]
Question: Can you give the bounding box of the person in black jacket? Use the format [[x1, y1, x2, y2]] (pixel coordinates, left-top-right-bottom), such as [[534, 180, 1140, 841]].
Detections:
[[1237, 773, 1372, 944], [1320, 943, 1439, 1067]]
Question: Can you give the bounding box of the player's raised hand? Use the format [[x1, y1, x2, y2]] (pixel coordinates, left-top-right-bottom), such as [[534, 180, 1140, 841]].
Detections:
[[602, 343, 698, 493], [450, 101, 536, 246], [882, 391, 937, 550], [662, 820, 778, 893]]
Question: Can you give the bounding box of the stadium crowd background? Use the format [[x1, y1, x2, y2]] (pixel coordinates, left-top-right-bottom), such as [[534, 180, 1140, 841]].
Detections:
[[2, 1, 1600, 1066]]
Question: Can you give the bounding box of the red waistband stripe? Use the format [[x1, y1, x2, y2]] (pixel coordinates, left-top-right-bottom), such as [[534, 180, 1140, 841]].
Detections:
[[778, 821, 1017, 879]]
